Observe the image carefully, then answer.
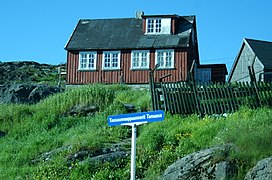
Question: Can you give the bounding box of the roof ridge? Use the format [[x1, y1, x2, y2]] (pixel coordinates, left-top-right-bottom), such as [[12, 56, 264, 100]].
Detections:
[[245, 38, 272, 44], [80, 17, 138, 21]]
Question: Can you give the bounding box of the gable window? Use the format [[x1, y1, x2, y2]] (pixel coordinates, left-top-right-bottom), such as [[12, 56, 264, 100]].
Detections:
[[102, 51, 121, 70], [146, 18, 171, 34], [79, 51, 97, 70], [131, 50, 150, 69], [147, 19, 161, 33], [155, 49, 174, 69]]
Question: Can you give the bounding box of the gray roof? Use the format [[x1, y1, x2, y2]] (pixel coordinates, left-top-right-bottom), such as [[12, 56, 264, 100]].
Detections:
[[245, 38, 272, 69], [65, 16, 195, 51]]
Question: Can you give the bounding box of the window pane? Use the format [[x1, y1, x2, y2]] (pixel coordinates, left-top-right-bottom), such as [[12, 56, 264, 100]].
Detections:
[[80, 54, 87, 69], [155, 19, 161, 33], [157, 52, 164, 67], [88, 53, 94, 68], [132, 53, 139, 67], [165, 52, 172, 67], [147, 19, 154, 33], [141, 53, 147, 67], [104, 53, 111, 68], [112, 53, 119, 67]]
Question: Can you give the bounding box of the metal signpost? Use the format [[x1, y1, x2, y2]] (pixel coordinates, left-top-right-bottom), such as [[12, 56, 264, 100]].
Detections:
[[108, 110, 164, 180]]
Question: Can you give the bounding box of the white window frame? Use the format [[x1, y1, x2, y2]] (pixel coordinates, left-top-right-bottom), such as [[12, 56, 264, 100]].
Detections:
[[146, 18, 162, 34], [102, 51, 121, 70], [78, 51, 97, 70], [131, 50, 150, 70], [146, 18, 171, 34], [155, 49, 175, 69]]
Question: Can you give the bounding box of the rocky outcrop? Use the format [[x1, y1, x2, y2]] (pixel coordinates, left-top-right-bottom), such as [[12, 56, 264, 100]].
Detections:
[[68, 139, 130, 167], [245, 157, 272, 180], [0, 61, 65, 104], [31, 145, 73, 164], [0, 61, 63, 84], [31, 139, 130, 169], [162, 144, 237, 180], [0, 84, 61, 104]]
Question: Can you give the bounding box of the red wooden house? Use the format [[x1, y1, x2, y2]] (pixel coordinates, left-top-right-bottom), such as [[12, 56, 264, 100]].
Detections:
[[65, 12, 227, 85]]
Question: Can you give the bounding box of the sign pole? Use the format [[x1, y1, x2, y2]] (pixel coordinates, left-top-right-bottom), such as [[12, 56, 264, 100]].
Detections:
[[107, 110, 164, 180], [131, 124, 136, 180]]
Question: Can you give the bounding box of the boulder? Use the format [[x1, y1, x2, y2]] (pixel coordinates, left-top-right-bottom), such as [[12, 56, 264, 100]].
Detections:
[[28, 85, 61, 103], [162, 144, 237, 180], [67, 139, 130, 168], [67, 104, 99, 116], [81, 151, 129, 165], [123, 103, 136, 113], [0, 84, 61, 104], [0, 131, 7, 138], [245, 157, 272, 180]]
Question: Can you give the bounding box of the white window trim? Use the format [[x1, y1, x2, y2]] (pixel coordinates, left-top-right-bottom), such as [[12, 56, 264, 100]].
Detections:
[[78, 51, 97, 70], [130, 50, 150, 70], [145, 18, 171, 35], [102, 51, 121, 70], [146, 18, 161, 35], [155, 49, 175, 69]]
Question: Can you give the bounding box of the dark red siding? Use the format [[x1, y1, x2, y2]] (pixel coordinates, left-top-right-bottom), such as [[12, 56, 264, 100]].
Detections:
[[153, 49, 188, 82], [66, 49, 189, 85], [171, 18, 176, 34], [66, 51, 79, 84]]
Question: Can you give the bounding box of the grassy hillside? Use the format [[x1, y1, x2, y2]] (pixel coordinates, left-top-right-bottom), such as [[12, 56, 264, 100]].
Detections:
[[0, 84, 271, 179]]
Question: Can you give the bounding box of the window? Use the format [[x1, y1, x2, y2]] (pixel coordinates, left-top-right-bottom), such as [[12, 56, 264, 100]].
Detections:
[[155, 50, 174, 69], [79, 51, 97, 70], [147, 19, 161, 34], [146, 18, 171, 34], [102, 51, 121, 70], [131, 50, 150, 69]]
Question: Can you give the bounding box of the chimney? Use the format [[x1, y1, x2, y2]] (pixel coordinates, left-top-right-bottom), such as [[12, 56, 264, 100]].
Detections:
[[135, 11, 144, 19]]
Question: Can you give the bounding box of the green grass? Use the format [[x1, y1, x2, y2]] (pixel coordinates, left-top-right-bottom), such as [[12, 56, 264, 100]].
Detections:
[[0, 84, 271, 179]]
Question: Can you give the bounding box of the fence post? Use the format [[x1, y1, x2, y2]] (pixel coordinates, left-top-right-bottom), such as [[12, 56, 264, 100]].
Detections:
[[248, 66, 261, 106], [188, 69, 204, 118], [149, 64, 160, 111], [188, 61, 204, 117]]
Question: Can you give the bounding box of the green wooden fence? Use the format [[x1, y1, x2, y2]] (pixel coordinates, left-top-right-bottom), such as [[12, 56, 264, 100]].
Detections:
[[150, 81, 272, 116]]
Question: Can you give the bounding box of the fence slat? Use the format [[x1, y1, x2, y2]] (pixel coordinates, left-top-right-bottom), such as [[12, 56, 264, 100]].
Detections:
[[177, 82, 187, 114]]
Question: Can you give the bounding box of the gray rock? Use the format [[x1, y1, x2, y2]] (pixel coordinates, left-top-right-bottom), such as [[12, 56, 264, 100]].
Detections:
[[68, 139, 130, 168], [124, 103, 136, 113], [28, 85, 61, 103], [79, 151, 129, 165], [66, 104, 99, 116], [162, 144, 237, 180], [0, 131, 7, 138], [0, 84, 61, 104], [245, 157, 272, 180], [31, 145, 73, 164]]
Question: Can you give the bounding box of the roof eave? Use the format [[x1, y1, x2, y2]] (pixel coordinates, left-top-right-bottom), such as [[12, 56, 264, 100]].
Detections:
[[65, 44, 188, 52], [227, 39, 247, 82], [64, 20, 81, 50], [142, 14, 179, 19]]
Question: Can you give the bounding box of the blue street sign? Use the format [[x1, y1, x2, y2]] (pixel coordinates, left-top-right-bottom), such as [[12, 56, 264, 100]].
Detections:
[[108, 110, 164, 126]]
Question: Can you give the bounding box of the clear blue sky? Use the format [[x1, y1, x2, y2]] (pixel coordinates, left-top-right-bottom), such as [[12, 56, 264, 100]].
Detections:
[[0, 0, 271, 71]]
